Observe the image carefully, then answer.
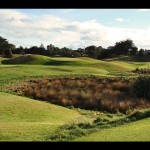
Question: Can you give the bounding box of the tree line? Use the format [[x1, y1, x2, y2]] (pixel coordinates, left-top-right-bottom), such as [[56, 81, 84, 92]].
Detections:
[[0, 36, 149, 59]]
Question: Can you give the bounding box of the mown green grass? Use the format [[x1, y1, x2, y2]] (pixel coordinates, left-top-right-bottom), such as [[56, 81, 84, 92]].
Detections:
[[0, 65, 108, 80], [0, 92, 81, 141], [0, 55, 150, 80], [75, 117, 150, 141]]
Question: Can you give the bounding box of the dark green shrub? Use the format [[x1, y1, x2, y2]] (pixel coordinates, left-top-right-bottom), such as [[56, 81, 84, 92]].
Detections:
[[93, 117, 109, 124], [131, 76, 150, 100], [127, 110, 150, 120]]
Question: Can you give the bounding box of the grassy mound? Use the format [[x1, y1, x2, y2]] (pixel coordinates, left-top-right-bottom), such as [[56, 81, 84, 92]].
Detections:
[[1, 55, 92, 66], [0, 54, 140, 68], [0, 92, 81, 141], [1, 55, 52, 65]]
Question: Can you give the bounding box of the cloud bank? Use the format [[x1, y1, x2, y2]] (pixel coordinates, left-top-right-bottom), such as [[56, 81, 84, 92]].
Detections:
[[1, 9, 150, 49]]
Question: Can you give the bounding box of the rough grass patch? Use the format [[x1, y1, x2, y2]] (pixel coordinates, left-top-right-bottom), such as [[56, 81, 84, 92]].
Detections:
[[9, 76, 150, 113]]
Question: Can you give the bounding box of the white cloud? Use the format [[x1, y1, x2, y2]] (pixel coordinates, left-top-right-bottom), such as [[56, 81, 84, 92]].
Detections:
[[138, 9, 150, 12], [61, 9, 76, 13], [115, 18, 130, 22], [0, 9, 150, 49]]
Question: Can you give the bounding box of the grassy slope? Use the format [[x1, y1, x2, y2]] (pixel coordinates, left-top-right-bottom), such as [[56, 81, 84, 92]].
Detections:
[[0, 55, 150, 80], [75, 118, 150, 141], [0, 92, 81, 141]]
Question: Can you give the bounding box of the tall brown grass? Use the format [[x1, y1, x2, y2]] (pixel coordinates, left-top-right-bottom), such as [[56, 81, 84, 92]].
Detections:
[[11, 77, 150, 113]]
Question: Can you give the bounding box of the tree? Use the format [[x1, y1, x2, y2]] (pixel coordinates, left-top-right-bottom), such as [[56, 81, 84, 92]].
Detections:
[[76, 48, 86, 57], [25, 46, 46, 55], [47, 44, 54, 51], [85, 45, 97, 58], [19, 46, 25, 55], [0, 36, 15, 57], [14, 46, 25, 55], [129, 47, 138, 55], [113, 39, 137, 55], [71, 51, 81, 57], [0, 36, 8, 55], [61, 47, 73, 57], [138, 49, 144, 56], [3, 48, 13, 58], [40, 43, 45, 49], [97, 49, 112, 59]]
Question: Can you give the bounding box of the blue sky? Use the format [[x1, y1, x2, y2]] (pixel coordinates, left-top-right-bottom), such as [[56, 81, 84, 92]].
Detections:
[[1, 9, 150, 49]]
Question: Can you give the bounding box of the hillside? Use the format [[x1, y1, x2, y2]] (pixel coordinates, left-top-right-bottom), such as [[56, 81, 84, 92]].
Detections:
[[75, 117, 150, 141], [2, 54, 150, 69], [1, 54, 54, 65], [0, 92, 81, 141], [1, 54, 93, 65], [0, 55, 150, 80]]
